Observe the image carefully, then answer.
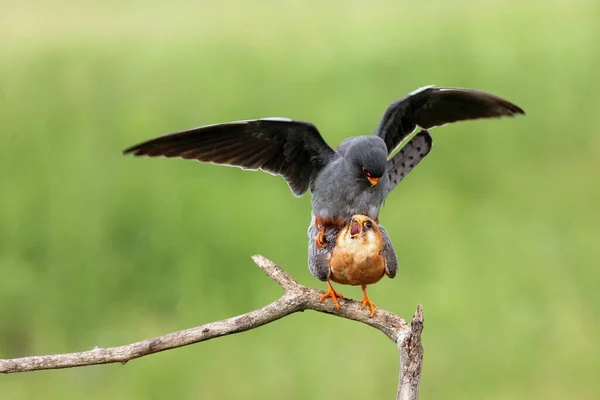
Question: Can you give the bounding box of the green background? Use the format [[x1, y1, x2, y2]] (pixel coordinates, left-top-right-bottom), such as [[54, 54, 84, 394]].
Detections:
[[1, 1, 599, 398]]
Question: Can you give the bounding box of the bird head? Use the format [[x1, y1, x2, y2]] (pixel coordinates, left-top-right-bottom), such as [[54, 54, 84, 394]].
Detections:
[[344, 137, 388, 187], [349, 214, 378, 239]]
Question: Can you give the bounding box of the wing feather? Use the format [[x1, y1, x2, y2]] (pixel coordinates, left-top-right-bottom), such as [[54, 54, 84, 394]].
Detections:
[[124, 119, 335, 196], [385, 131, 433, 195], [375, 86, 525, 154]]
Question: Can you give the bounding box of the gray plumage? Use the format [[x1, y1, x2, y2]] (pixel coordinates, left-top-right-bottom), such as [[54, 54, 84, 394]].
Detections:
[[386, 130, 433, 196], [378, 225, 398, 278], [124, 86, 523, 219], [310, 135, 389, 220], [307, 219, 339, 281], [123, 85, 524, 281]]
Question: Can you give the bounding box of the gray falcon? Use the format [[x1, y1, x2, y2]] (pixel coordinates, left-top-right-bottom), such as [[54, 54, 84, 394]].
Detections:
[[124, 85, 524, 243], [124, 85, 524, 306]]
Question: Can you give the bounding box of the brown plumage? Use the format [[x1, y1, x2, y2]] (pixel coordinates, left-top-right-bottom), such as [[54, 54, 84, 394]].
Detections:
[[316, 214, 396, 317], [329, 216, 387, 286]]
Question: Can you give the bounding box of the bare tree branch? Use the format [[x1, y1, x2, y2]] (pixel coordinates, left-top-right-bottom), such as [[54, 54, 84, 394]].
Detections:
[[0, 254, 424, 400], [397, 305, 424, 400]]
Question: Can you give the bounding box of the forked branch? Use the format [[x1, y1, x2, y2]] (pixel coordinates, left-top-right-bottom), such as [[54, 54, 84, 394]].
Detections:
[[0, 255, 424, 400]]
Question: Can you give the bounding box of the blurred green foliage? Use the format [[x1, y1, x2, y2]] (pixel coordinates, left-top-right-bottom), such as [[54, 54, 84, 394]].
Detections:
[[1, 0, 599, 398]]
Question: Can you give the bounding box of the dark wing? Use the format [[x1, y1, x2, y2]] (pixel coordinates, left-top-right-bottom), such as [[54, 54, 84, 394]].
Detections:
[[375, 86, 525, 154], [307, 221, 340, 281], [123, 118, 335, 197], [379, 225, 398, 279], [385, 130, 433, 195]]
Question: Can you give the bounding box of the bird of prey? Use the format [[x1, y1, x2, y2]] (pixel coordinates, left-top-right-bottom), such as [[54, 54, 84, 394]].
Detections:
[[308, 214, 397, 317], [124, 86, 523, 245], [123, 85, 524, 308]]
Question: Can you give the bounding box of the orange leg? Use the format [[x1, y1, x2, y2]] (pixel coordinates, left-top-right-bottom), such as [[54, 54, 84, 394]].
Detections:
[[361, 285, 376, 317], [316, 225, 327, 248], [314, 215, 328, 248], [320, 280, 344, 310], [315, 215, 345, 248]]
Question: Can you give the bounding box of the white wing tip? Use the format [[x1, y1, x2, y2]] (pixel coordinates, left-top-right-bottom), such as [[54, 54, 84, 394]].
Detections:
[[409, 84, 436, 96], [261, 117, 294, 122]]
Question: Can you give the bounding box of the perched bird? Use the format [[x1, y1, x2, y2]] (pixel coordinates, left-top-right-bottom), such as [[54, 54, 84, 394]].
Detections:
[[123, 85, 524, 309], [123, 86, 524, 250], [308, 214, 397, 317]]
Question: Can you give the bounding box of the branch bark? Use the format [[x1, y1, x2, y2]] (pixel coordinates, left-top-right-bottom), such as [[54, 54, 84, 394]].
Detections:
[[0, 255, 424, 399]]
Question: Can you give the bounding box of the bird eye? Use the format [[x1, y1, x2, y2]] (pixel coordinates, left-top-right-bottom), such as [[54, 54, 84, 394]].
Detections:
[[364, 220, 373, 229], [362, 166, 370, 176]]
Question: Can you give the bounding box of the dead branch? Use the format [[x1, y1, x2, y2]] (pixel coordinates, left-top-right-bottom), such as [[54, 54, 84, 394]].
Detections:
[[0, 255, 424, 400]]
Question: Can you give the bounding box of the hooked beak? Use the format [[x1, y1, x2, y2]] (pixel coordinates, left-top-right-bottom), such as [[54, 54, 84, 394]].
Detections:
[[350, 219, 362, 238], [367, 176, 379, 187]]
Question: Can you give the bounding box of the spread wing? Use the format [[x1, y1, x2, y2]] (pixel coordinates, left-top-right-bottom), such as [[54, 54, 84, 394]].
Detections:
[[375, 86, 525, 154], [385, 130, 433, 195], [123, 118, 336, 197]]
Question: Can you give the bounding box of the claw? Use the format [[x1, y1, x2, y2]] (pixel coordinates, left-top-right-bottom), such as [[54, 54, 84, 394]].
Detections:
[[316, 225, 327, 248], [320, 281, 344, 310], [361, 285, 376, 317]]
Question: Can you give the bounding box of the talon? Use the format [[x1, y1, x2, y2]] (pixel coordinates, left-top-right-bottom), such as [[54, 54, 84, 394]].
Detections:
[[361, 285, 376, 317], [320, 281, 344, 310], [316, 225, 327, 248]]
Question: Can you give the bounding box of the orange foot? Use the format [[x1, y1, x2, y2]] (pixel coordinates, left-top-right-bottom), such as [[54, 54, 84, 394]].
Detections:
[[316, 225, 327, 248], [361, 285, 376, 318], [320, 281, 344, 310]]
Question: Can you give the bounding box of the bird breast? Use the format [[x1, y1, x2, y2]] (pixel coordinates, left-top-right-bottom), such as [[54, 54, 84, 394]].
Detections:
[[328, 230, 386, 286]]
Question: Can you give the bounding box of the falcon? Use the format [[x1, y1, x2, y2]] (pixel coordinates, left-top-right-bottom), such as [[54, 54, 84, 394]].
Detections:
[[123, 85, 524, 306], [308, 214, 398, 317], [124, 86, 524, 247]]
